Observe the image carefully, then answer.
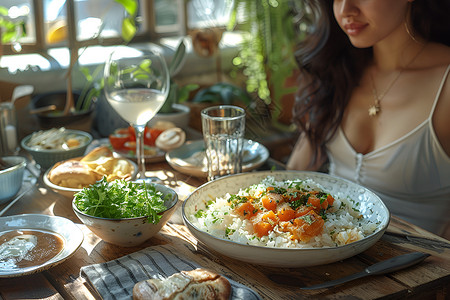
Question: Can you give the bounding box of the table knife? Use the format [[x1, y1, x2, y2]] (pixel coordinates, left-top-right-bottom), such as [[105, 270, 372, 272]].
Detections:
[[301, 252, 430, 290]]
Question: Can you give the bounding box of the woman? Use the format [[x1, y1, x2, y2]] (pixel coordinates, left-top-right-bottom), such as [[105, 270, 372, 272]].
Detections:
[[287, 0, 450, 238]]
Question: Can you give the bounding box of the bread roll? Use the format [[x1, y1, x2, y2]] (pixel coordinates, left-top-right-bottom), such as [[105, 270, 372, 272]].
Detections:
[[48, 160, 99, 188], [80, 145, 114, 162], [133, 268, 231, 300], [48, 146, 135, 188], [80, 146, 115, 174], [108, 158, 135, 181], [80, 146, 134, 180]]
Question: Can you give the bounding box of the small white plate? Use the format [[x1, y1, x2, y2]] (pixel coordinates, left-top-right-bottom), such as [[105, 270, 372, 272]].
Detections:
[[166, 139, 270, 178], [0, 214, 84, 277]]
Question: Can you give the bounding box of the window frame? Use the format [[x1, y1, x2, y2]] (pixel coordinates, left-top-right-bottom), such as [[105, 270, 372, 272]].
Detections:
[[0, 0, 188, 56]]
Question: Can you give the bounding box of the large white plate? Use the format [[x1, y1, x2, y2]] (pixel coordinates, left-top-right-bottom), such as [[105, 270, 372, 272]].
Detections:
[[0, 214, 84, 277], [182, 171, 390, 267], [166, 139, 269, 178]]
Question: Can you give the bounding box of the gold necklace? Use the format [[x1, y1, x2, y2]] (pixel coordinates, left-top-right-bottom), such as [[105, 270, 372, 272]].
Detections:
[[369, 43, 427, 117]]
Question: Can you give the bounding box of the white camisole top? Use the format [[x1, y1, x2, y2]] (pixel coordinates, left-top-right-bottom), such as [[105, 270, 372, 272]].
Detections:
[[326, 65, 450, 235]]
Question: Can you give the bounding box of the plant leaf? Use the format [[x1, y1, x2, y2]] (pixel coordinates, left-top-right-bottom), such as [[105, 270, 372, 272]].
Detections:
[[114, 0, 138, 16], [121, 17, 136, 42], [178, 83, 199, 103], [0, 6, 8, 16], [169, 40, 187, 76]]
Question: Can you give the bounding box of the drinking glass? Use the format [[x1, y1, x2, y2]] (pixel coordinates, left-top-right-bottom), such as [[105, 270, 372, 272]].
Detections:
[[201, 105, 246, 181], [104, 46, 170, 179], [0, 102, 18, 156]]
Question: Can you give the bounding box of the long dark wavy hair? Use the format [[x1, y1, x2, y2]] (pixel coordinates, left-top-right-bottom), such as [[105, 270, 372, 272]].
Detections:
[[292, 0, 450, 165]]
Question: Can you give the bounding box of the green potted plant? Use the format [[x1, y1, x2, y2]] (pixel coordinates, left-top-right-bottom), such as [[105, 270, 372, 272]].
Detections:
[[30, 0, 139, 129], [149, 39, 199, 128], [185, 82, 253, 132], [227, 0, 309, 131]]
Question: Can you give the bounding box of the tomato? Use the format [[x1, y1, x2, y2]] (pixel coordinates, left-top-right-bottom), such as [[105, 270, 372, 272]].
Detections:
[[127, 127, 137, 142], [109, 128, 131, 150], [128, 126, 164, 146], [110, 126, 163, 150], [144, 128, 164, 146]]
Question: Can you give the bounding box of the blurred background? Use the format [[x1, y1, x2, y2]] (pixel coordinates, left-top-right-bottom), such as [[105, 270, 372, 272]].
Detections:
[[0, 0, 312, 163]]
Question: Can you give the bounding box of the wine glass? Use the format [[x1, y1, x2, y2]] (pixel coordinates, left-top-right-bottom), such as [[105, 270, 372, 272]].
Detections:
[[104, 46, 170, 179]]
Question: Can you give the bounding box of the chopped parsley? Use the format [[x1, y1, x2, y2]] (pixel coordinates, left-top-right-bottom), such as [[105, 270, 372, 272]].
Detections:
[[73, 177, 169, 224], [289, 193, 310, 210], [194, 210, 206, 218], [228, 194, 248, 208], [269, 187, 287, 194], [318, 192, 328, 204], [225, 228, 236, 236], [299, 214, 314, 225], [319, 209, 328, 221]]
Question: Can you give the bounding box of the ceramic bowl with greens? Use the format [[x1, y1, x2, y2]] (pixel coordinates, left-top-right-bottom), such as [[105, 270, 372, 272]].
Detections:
[[72, 178, 178, 247]]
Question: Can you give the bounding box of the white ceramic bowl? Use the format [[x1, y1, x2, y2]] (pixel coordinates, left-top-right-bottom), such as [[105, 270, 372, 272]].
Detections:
[[0, 156, 27, 204], [21, 129, 93, 170], [43, 158, 137, 198], [73, 183, 178, 247], [182, 171, 390, 267]]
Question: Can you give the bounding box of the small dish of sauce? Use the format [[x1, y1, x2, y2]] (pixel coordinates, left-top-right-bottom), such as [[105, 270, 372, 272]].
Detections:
[[0, 229, 65, 270]]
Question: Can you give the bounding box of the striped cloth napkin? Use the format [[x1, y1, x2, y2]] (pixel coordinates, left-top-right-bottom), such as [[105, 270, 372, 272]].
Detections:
[[80, 244, 262, 300]]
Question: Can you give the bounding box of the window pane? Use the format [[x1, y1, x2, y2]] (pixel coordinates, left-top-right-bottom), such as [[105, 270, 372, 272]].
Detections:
[[43, 0, 144, 44], [187, 0, 231, 29], [44, 0, 68, 45], [75, 0, 125, 41], [0, 0, 35, 51], [76, 0, 145, 42], [154, 0, 178, 27]]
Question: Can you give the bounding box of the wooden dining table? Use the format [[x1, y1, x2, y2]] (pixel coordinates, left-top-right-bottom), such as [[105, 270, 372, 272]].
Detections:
[[0, 152, 449, 300]]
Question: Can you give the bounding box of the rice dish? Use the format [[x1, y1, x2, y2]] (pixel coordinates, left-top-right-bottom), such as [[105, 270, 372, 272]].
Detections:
[[191, 176, 380, 248]]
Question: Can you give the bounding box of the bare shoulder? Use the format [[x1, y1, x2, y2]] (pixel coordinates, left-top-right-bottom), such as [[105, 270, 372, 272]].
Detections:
[[424, 43, 450, 66], [421, 42, 450, 100], [428, 43, 450, 156]]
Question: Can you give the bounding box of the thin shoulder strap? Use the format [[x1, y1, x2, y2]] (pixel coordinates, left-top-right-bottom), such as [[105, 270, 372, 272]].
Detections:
[[430, 64, 450, 118]]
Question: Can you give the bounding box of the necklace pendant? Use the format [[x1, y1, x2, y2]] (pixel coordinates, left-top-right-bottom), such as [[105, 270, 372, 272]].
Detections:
[[368, 103, 380, 116]]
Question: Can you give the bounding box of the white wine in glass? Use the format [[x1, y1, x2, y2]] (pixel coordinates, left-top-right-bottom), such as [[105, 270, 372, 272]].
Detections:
[[104, 46, 170, 179]]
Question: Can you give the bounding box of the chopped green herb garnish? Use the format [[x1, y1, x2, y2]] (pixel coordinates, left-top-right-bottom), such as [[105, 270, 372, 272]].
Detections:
[[73, 177, 169, 224], [195, 210, 206, 218], [289, 193, 310, 210], [299, 214, 314, 225], [269, 187, 287, 194]]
